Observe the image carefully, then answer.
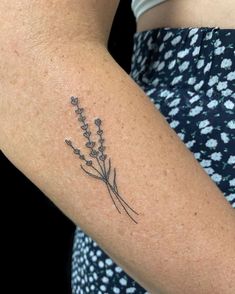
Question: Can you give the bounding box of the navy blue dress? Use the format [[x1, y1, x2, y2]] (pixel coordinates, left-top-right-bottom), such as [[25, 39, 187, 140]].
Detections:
[[72, 27, 235, 293]]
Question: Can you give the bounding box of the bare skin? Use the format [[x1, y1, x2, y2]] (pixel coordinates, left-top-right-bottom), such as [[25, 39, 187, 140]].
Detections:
[[0, 1, 235, 293], [137, 0, 235, 32]]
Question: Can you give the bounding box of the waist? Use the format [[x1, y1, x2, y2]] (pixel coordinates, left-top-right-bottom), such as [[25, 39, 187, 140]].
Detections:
[[137, 0, 235, 32]]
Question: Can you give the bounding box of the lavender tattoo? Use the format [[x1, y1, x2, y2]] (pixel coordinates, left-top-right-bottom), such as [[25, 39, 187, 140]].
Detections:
[[65, 96, 139, 224]]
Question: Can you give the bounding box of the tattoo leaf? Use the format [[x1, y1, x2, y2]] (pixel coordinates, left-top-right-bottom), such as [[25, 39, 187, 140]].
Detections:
[[80, 165, 103, 180], [106, 158, 111, 180]]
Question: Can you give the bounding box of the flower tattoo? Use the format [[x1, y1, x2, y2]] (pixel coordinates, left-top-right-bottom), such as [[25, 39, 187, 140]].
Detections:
[[65, 96, 139, 224]]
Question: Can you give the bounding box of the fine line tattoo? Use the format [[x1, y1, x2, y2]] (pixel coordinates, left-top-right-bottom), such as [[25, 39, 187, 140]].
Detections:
[[65, 96, 139, 224]]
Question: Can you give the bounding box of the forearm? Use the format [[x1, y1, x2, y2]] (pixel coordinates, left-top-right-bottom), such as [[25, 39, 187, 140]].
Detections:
[[1, 37, 235, 293]]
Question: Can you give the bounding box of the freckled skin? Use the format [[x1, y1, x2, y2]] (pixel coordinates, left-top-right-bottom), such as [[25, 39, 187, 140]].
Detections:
[[0, 1, 235, 293]]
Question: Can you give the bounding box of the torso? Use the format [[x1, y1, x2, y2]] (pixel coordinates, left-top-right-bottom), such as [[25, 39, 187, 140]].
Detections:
[[137, 0, 235, 32]]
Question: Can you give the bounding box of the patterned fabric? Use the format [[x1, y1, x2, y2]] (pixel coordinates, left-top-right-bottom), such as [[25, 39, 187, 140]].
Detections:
[[71, 27, 235, 294]]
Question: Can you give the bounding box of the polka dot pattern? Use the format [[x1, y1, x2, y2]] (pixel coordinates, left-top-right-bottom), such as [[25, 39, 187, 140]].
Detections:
[[72, 27, 235, 293], [72, 229, 148, 293], [130, 27, 235, 209]]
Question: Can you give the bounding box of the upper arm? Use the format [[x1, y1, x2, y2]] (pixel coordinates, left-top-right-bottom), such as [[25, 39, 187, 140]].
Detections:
[[1, 2, 235, 293], [0, 0, 120, 132], [0, 0, 120, 47]]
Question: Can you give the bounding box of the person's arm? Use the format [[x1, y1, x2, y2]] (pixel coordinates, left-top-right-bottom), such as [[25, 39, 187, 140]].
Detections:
[[1, 1, 235, 293]]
